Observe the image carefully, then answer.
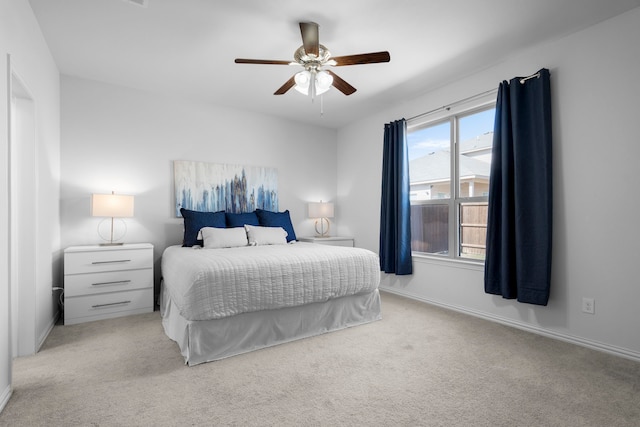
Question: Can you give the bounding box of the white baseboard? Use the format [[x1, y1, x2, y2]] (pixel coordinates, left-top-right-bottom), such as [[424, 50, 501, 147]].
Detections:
[[380, 286, 640, 363], [0, 384, 12, 415], [36, 309, 59, 352]]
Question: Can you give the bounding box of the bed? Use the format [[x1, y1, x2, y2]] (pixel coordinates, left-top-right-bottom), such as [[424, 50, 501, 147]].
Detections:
[[160, 239, 382, 365]]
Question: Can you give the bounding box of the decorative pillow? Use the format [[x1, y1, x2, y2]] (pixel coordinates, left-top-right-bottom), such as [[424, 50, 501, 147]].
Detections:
[[255, 209, 297, 242], [225, 211, 260, 228], [244, 225, 288, 246], [200, 227, 248, 249], [180, 208, 226, 247]]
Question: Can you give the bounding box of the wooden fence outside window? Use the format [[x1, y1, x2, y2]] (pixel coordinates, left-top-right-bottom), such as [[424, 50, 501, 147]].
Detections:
[[410, 203, 488, 259]]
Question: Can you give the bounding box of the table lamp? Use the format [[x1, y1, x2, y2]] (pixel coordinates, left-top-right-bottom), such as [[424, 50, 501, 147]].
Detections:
[[308, 201, 334, 237], [92, 191, 134, 245]]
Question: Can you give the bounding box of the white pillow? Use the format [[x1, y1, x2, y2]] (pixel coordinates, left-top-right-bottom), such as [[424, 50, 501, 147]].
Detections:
[[244, 224, 288, 246], [200, 227, 248, 249]]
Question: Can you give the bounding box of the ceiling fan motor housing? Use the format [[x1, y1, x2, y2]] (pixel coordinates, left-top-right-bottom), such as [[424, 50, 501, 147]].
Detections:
[[294, 44, 332, 71]]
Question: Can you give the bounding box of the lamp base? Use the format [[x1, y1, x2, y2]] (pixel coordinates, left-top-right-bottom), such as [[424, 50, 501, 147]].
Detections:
[[97, 218, 127, 246], [314, 218, 331, 237]]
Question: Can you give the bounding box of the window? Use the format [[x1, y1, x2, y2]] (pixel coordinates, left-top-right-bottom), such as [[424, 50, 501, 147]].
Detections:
[[408, 101, 495, 261]]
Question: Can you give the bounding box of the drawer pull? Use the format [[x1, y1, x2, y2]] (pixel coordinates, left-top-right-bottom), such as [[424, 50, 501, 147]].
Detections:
[[91, 301, 131, 309], [92, 280, 132, 287], [91, 259, 131, 265]]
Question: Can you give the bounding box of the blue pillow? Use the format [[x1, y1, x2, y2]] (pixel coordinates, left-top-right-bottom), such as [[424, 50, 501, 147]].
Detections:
[[180, 208, 226, 247], [255, 209, 297, 242], [225, 211, 260, 228]]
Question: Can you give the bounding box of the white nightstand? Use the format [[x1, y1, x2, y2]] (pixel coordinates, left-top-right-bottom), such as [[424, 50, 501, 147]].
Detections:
[[298, 236, 355, 247], [64, 243, 154, 325]]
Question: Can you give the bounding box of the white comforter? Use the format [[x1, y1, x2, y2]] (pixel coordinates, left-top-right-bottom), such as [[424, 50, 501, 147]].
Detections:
[[161, 242, 380, 321]]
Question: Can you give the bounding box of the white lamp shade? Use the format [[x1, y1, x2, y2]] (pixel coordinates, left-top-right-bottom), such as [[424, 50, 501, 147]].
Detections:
[[294, 70, 310, 88], [316, 70, 333, 92], [295, 70, 333, 96], [92, 193, 134, 218], [308, 202, 334, 218]]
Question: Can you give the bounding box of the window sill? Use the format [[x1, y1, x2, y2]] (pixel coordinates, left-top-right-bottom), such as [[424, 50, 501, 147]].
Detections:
[[411, 253, 484, 271]]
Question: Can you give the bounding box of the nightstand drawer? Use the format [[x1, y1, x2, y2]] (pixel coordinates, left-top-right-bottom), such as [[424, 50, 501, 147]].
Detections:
[[65, 269, 152, 297], [65, 288, 153, 325], [65, 248, 152, 274]]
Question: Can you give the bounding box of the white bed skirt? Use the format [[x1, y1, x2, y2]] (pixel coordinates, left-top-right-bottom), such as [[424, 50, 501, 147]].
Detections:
[[160, 283, 382, 366]]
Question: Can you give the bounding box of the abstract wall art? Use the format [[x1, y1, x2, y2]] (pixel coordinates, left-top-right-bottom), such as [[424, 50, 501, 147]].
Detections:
[[174, 160, 278, 216]]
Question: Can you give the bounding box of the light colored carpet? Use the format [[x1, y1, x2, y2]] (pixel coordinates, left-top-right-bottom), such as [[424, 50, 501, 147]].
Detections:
[[1, 292, 639, 426]]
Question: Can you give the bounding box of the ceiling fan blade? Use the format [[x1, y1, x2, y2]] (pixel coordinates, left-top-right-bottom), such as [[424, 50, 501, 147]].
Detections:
[[274, 76, 296, 95], [235, 58, 292, 65], [326, 70, 356, 96], [299, 22, 319, 57], [331, 51, 391, 66]]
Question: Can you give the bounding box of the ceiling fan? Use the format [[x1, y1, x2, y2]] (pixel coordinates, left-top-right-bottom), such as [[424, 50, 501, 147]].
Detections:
[[235, 21, 390, 97]]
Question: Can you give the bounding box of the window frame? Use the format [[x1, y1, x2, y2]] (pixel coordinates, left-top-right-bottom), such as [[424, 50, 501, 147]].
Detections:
[[407, 94, 496, 263]]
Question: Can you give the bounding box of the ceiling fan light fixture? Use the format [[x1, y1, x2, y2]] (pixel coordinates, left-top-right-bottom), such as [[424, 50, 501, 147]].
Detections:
[[316, 70, 333, 93], [294, 70, 333, 96], [294, 70, 311, 94]]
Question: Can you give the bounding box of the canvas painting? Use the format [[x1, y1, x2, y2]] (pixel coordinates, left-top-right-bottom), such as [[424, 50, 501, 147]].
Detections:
[[174, 160, 278, 216]]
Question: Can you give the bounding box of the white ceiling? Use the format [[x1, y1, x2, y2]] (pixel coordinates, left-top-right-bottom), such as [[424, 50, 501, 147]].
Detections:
[[28, 0, 640, 129]]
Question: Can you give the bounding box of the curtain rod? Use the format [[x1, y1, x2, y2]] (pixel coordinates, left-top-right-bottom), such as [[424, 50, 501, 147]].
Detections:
[[406, 69, 543, 123], [407, 87, 497, 122], [519, 71, 540, 84]]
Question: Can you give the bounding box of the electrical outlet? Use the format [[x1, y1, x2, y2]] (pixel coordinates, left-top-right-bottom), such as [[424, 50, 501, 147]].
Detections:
[[582, 297, 595, 314]]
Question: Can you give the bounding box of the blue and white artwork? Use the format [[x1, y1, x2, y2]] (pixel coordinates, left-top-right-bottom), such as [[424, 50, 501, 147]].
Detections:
[[174, 160, 278, 216]]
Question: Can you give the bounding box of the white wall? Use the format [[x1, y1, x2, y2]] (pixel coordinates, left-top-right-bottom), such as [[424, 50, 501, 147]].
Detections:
[[60, 76, 338, 300], [337, 7, 640, 360], [0, 0, 61, 411], [0, 5, 11, 411]]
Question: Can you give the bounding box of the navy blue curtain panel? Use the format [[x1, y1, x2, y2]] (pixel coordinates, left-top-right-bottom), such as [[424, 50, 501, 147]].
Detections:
[[484, 68, 552, 305], [380, 119, 413, 275]]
